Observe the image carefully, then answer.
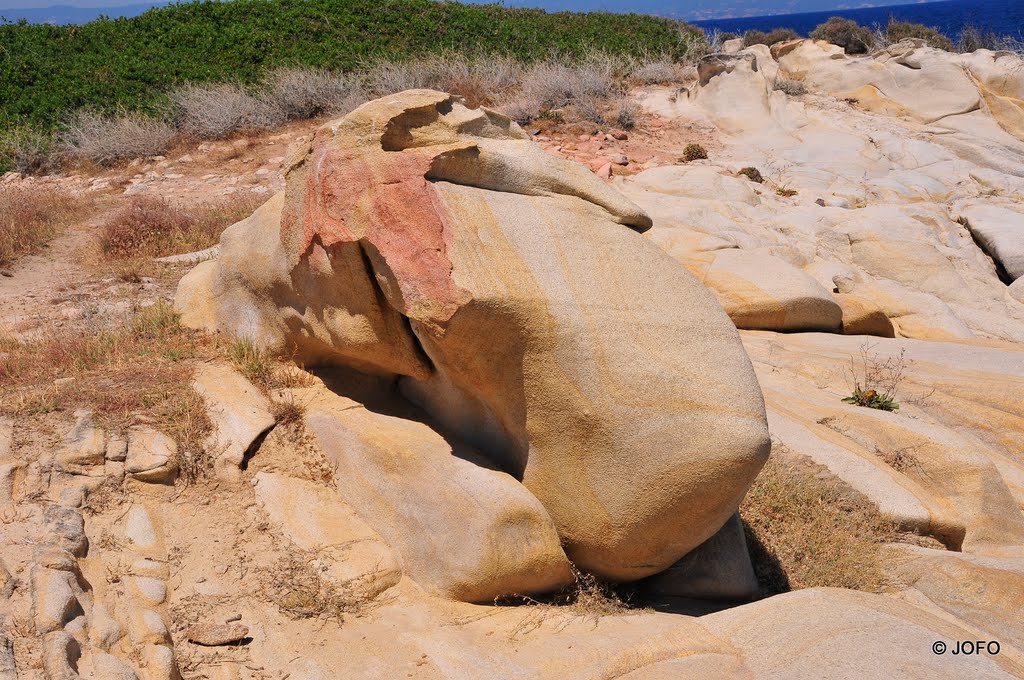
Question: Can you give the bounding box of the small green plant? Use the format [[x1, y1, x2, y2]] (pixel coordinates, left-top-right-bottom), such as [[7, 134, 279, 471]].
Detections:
[[738, 166, 764, 183], [776, 185, 798, 197], [742, 27, 800, 48], [885, 20, 953, 51], [227, 338, 275, 389], [842, 387, 899, 411], [680, 143, 707, 162], [810, 17, 876, 54], [842, 341, 906, 412]]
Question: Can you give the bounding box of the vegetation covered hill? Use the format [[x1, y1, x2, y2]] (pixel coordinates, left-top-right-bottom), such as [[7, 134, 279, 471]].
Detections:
[[0, 0, 700, 130]]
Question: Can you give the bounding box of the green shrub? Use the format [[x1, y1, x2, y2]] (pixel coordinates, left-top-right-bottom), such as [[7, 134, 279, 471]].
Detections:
[[0, 0, 704, 132], [810, 17, 876, 54], [743, 28, 800, 48], [681, 143, 707, 162], [885, 20, 953, 51], [0, 126, 58, 174], [738, 166, 764, 183]]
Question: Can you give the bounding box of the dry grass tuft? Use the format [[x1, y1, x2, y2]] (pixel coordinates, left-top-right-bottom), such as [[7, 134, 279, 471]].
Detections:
[[99, 192, 262, 258], [260, 550, 383, 624], [0, 186, 90, 266], [61, 111, 176, 166], [741, 453, 897, 595], [227, 338, 276, 390], [497, 566, 640, 639], [270, 396, 306, 428]]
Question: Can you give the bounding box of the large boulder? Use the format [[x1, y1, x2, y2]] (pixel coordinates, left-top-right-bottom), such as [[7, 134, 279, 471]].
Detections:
[[176, 89, 771, 582]]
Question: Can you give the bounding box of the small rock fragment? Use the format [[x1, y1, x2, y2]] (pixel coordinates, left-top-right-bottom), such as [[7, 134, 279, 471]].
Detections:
[[32, 567, 83, 633], [140, 644, 179, 680], [41, 630, 81, 680], [56, 411, 106, 476], [44, 506, 88, 556], [185, 622, 249, 646], [125, 428, 178, 484]]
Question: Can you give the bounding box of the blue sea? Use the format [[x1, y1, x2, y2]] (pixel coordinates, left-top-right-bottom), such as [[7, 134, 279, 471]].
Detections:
[[693, 0, 1024, 41]]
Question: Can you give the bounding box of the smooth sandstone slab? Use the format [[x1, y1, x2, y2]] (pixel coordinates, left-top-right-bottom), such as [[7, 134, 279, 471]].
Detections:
[[193, 362, 276, 481], [304, 391, 572, 603], [254, 471, 402, 598]]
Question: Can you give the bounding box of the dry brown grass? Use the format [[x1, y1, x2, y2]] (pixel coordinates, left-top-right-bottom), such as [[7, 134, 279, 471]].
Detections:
[[0, 186, 90, 266], [99, 192, 262, 259], [740, 453, 897, 595], [259, 549, 384, 624], [61, 111, 176, 166], [0, 300, 214, 454], [495, 567, 640, 639]]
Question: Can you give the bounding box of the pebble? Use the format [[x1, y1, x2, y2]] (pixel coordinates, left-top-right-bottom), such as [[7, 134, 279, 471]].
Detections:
[[186, 622, 249, 646], [225, 613, 242, 623]]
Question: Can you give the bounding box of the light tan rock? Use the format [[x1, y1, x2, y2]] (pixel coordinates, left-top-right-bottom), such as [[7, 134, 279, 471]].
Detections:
[[0, 462, 21, 506], [701, 250, 843, 332], [193, 363, 275, 481], [125, 428, 178, 484], [959, 203, 1024, 281], [0, 416, 11, 459], [31, 566, 83, 634], [82, 652, 139, 680], [254, 471, 401, 598], [701, 588, 1024, 679], [185, 622, 249, 646], [138, 644, 179, 680], [56, 410, 106, 477], [304, 392, 572, 602], [176, 90, 772, 583], [41, 630, 82, 680], [887, 544, 1024, 650], [836, 293, 896, 337], [43, 505, 87, 557]]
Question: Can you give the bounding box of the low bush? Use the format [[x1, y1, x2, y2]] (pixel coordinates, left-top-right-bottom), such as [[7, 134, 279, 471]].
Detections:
[[0, 186, 88, 266], [100, 193, 263, 258], [629, 59, 690, 85], [743, 28, 800, 48], [265, 67, 361, 120], [774, 78, 807, 96], [681, 143, 708, 162], [0, 126, 59, 174], [885, 20, 953, 51], [61, 111, 176, 166], [738, 166, 764, 183], [957, 24, 1024, 54], [810, 17, 876, 54], [172, 84, 284, 139], [519, 58, 619, 111]]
